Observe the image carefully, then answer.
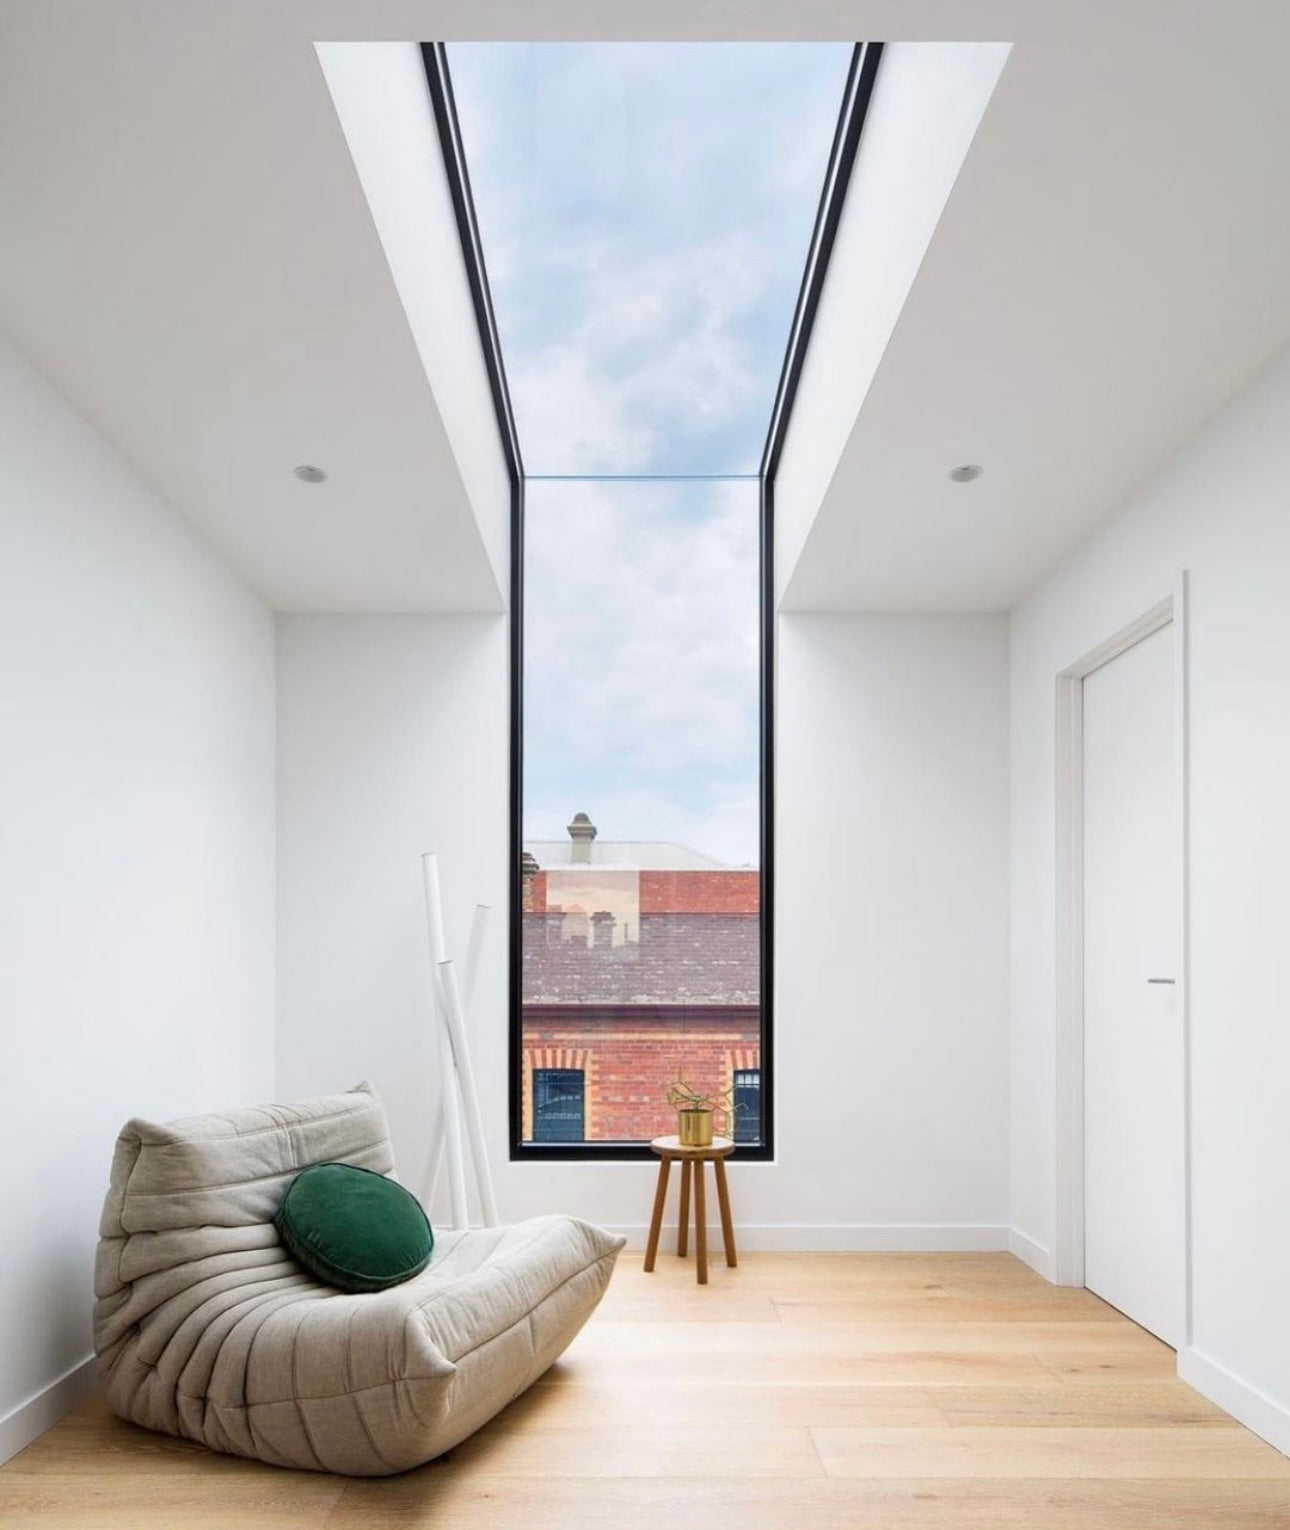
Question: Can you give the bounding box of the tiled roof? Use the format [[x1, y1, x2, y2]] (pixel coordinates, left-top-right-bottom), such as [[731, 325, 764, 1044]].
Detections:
[[522, 912, 760, 1006]]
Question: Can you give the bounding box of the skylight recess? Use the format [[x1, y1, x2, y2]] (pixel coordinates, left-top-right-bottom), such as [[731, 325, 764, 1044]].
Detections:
[[435, 41, 864, 1156], [447, 43, 853, 476]]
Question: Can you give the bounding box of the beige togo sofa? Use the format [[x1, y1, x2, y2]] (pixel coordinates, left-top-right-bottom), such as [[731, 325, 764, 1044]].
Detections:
[[93, 1083, 623, 1475]]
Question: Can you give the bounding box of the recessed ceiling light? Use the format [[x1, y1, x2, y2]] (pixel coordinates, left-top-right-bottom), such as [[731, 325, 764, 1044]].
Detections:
[[293, 464, 327, 484], [948, 464, 983, 483]]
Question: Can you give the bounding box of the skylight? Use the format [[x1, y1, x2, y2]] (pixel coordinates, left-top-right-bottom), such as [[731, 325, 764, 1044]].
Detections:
[[447, 43, 853, 476], [439, 41, 862, 1155]]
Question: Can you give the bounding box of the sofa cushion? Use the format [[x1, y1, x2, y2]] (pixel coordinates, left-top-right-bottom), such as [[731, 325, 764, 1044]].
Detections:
[[275, 1162, 433, 1293]]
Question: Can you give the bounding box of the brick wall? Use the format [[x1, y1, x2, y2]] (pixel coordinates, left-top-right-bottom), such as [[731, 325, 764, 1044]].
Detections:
[[522, 866, 547, 913], [521, 866, 758, 917], [638, 870, 759, 914], [522, 1004, 760, 1142]]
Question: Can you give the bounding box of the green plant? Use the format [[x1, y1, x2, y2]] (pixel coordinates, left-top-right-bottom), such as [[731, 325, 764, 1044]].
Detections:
[[665, 1077, 735, 1115]]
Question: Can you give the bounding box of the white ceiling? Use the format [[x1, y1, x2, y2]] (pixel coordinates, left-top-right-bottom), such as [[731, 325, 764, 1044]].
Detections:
[[2, 2, 1288, 613], [783, 19, 1290, 609]]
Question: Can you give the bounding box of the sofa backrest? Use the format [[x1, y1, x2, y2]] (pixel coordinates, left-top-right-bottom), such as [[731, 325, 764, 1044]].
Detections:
[[93, 1084, 397, 1406], [98, 1082, 393, 1240]]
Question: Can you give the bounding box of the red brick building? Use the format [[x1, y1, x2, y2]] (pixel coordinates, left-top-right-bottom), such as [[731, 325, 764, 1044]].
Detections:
[[520, 816, 761, 1143]]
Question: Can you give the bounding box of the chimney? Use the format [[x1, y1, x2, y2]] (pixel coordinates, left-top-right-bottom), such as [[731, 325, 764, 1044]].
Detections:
[[590, 910, 615, 949], [520, 851, 541, 912], [567, 811, 597, 865]]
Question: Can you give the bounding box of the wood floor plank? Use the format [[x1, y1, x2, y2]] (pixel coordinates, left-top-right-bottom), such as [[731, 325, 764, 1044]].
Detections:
[[812, 1425, 1290, 1480], [0, 1402, 300, 1482], [931, 1382, 1231, 1427], [0, 1402, 347, 1529], [445, 1420, 824, 1478], [594, 1286, 782, 1321], [629, 1252, 1051, 1291], [518, 1377, 1229, 1430], [516, 1379, 946, 1429], [322, 1474, 1290, 1530], [0, 1480, 347, 1530], [1040, 1352, 1180, 1384], [645, 1254, 1052, 1293], [549, 1342, 1060, 1388], [573, 1318, 1170, 1357], [772, 1291, 1125, 1323], [3, 1252, 1286, 1530]]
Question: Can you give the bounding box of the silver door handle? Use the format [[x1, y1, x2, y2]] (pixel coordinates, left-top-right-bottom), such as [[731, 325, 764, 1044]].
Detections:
[[1147, 978, 1176, 985]]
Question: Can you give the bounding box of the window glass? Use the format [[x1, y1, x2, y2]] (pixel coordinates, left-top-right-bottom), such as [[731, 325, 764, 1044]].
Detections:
[[522, 478, 759, 865], [520, 478, 761, 1143], [449, 42, 852, 475], [445, 42, 853, 1150]]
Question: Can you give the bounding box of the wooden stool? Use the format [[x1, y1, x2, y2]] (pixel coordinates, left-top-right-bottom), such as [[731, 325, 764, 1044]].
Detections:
[[643, 1135, 737, 1285]]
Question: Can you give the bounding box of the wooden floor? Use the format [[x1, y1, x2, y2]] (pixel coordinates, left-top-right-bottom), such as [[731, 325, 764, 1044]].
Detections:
[[4, 1252, 1289, 1528]]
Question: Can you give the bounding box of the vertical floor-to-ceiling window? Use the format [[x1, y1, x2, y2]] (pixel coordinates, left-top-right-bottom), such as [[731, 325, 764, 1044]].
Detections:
[[432, 40, 875, 1156]]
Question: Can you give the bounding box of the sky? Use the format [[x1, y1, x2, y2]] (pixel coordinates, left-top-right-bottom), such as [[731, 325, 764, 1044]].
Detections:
[[448, 44, 852, 864]]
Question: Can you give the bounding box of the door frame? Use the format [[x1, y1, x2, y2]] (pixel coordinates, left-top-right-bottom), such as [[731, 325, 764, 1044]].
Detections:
[[1052, 573, 1191, 1342]]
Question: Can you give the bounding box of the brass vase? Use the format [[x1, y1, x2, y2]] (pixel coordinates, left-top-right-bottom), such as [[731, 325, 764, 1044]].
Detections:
[[677, 1108, 714, 1147]]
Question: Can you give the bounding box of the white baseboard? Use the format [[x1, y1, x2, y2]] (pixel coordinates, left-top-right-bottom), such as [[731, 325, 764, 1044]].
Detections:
[[1006, 1226, 1056, 1280], [0, 1356, 96, 1467], [607, 1223, 1010, 1254], [1179, 1346, 1290, 1459]]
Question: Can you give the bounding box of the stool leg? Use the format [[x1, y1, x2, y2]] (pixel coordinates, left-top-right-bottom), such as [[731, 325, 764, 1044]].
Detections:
[[677, 1158, 691, 1258], [714, 1157, 737, 1268], [694, 1158, 708, 1284], [643, 1157, 671, 1273]]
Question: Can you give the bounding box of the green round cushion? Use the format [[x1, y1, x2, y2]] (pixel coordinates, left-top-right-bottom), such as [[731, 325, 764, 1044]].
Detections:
[[275, 1162, 433, 1293]]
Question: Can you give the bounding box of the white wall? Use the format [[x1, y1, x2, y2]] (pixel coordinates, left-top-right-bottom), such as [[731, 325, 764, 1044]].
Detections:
[[0, 336, 276, 1456], [777, 614, 1010, 1235], [276, 609, 1009, 1246], [1010, 345, 1290, 1451], [275, 615, 510, 1205]]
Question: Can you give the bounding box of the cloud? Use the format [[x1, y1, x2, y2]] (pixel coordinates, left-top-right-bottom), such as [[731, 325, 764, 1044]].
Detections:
[[523, 479, 760, 864], [450, 41, 851, 474], [447, 43, 851, 859]]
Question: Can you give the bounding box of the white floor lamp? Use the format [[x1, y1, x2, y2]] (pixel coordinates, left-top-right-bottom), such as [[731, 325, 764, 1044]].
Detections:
[[419, 853, 498, 1229]]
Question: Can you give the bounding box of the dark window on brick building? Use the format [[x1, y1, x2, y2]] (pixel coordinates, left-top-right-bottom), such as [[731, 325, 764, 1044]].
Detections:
[[532, 1069, 586, 1143], [733, 1069, 761, 1146]]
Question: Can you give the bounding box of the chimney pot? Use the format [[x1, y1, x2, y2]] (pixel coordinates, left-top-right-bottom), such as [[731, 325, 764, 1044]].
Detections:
[[567, 811, 597, 864]]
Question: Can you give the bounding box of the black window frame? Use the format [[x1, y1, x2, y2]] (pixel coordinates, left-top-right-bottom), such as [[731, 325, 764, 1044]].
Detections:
[[422, 38, 883, 1163]]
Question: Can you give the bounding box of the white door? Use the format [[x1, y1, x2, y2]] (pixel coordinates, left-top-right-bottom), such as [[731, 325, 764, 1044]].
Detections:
[[1082, 621, 1184, 1345]]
